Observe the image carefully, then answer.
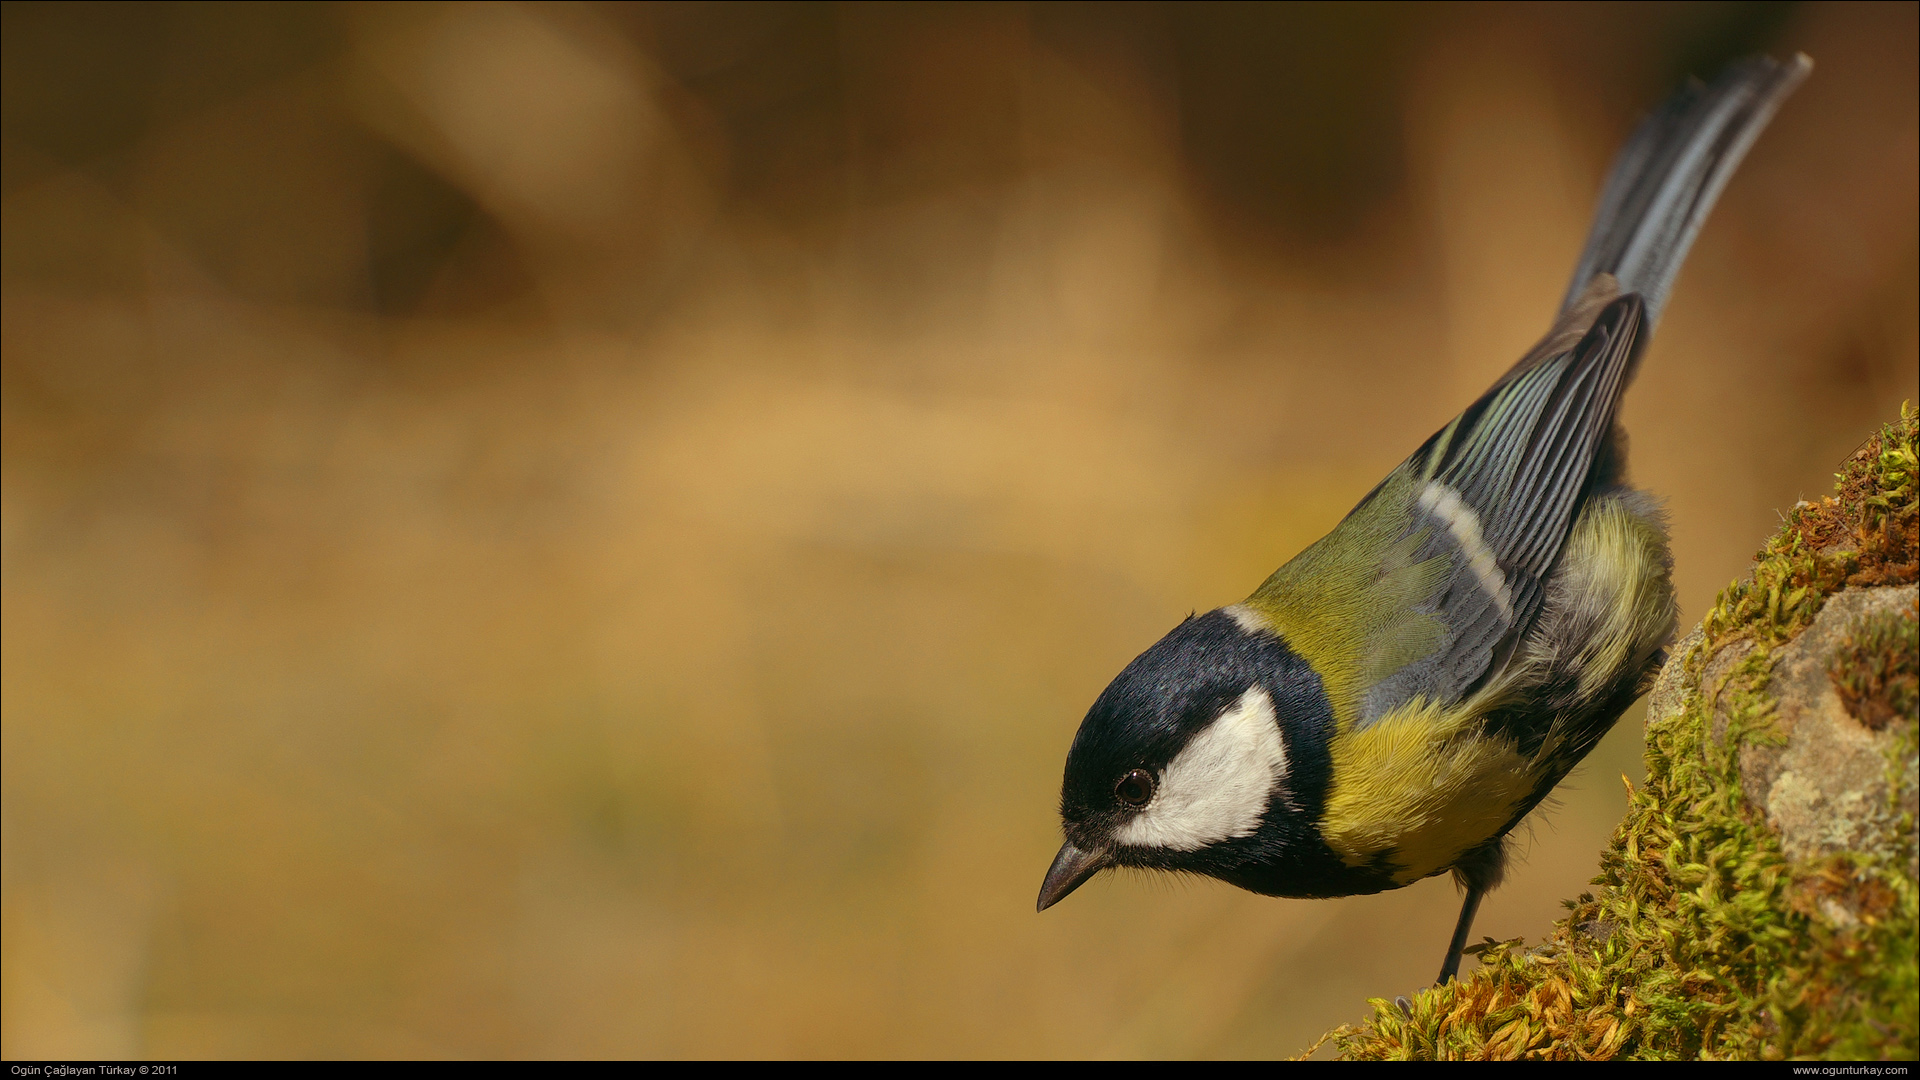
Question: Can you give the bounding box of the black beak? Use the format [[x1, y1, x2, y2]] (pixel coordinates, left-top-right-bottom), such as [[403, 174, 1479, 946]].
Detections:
[[1036, 841, 1108, 912]]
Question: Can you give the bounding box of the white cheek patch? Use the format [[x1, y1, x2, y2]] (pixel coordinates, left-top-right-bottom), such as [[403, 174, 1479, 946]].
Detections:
[[1112, 686, 1289, 852]]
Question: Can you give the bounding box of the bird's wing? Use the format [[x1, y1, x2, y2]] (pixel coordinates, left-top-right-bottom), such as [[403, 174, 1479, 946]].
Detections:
[[1246, 290, 1645, 727], [1243, 55, 1805, 728]]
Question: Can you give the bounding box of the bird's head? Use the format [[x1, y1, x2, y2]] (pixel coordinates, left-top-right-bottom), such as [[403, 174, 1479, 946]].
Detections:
[[1038, 608, 1338, 910]]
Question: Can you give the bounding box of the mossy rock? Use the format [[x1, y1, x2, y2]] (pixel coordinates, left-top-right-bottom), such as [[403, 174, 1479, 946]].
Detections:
[[1316, 405, 1918, 1061]]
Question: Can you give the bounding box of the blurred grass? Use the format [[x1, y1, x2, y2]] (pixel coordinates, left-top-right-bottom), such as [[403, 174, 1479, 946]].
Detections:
[[3, 0, 1915, 1059]]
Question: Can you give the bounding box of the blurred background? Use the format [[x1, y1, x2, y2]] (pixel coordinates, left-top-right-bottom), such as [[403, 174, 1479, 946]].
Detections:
[[2, 0, 1914, 1059]]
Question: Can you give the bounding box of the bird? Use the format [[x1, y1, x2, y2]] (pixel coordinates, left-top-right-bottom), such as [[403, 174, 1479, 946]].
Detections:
[[1035, 54, 1811, 986]]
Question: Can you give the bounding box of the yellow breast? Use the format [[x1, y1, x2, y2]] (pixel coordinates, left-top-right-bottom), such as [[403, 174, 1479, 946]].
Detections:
[[1318, 698, 1542, 884]]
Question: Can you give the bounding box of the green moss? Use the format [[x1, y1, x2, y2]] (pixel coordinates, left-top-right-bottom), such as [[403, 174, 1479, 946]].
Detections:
[[1319, 405, 1919, 1061], [1703, 403, 1917, 649], [1831, 606, 1919, 732]]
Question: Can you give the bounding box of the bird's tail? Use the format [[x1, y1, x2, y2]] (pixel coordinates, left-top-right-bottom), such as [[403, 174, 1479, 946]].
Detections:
[[1561, 54, 1811, 325]]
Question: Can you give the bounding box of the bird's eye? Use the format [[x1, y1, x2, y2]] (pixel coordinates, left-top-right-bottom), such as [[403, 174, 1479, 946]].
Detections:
[[1115, 769, 1155, 808]]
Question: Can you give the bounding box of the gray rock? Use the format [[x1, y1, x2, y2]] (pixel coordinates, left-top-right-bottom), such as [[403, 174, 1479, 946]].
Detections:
[[1646, 585, 1918, 880], [1739, 585, 1918, 878]]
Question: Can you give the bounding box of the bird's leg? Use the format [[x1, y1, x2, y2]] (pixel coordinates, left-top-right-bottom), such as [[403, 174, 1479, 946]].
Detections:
[[1437, 886, 1485, 984]]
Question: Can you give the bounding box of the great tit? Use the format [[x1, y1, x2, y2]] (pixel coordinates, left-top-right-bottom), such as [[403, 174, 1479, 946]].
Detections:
[[1036, 55, 1810, 985]]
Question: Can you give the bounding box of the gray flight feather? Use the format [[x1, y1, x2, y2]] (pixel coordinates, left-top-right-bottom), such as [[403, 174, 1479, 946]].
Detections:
[[1560, 54, 1811, 325], [1359, 296, 1644, 724]]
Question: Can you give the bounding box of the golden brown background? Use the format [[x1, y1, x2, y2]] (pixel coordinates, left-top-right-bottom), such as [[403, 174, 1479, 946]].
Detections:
[[3, 0, 1915, 1059]]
